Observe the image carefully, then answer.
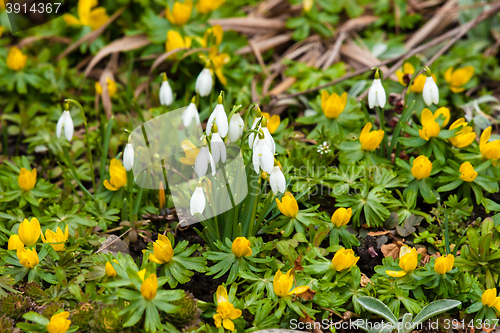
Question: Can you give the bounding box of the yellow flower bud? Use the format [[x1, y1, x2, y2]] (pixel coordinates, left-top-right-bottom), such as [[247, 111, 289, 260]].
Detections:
[[399, 245, 418, 272], [196, 0, 224, 14], [276, 192, 299, 218], [7, 47, 28, 72], [166, 1, 192, 26], [166, 30, 192, 53], [137, 269, 146, 281], [481, 288, 499, 308], [331, 247, 359, 271], [331, 207, 352, 227], [231, 237, 252, 258], [273, 268, 309, 298], [418, 108, 441, 141], [262, 112, 281, 134], [17, 247, 39, 269], [449, 118, 475, 148], [41, 225, 69, 251], [411, 156, 432, 180], [105, 260, 118, 277], [47, 311, 71, 333], [444, 66, 474, 93], [480, 127, 500, 161], [18, 218, 41, 247], [303, 0, 313, 11], [459, 162, 477, 182], [141, 273, 158, 301], [18, 167, 37, 192], [103, 159, 127, 191], [95, 78, 117, 98], [321, 91, 347, 119], [148, 235, 174, 264], [8, 234, 25, 251], [434, 254, 454, 275], [359, 122, 384, 151]]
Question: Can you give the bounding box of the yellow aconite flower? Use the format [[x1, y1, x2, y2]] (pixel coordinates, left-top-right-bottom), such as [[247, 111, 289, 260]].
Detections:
[[196, 0, 224, 14], [8, 235, 24, 251], [179, 140, 200, 165], [360, 122, 384, 151], [459, 162, 477, 182], [303, 0, 313, 11], [434, 254, 454, 275], [63, 0, 109, 30], [17, 247, 39, 269], [433, 107, 450, 127], [18, 167, 37, 192], [41, 225, 69, 251], [273, 269, 310, 298], [321, 91, 347, 119], [200, 25, 223, 47], [18, 218, 41, 247], [166, 1, 192, 26], [105, 260, 118, 277], [148, 234, 174, 264], [482, 288, 500, 311], [276, 192, 299, 218], [47, 311, 71, 333], [386, 245, 418, 277], [95, 78, 117, 98], [166, 30, 192, 53], [396, 63, 436, 93], [213, 285, 242, 331], [411, 155, 432, 180], [7, 47, 28, 72], [262, 112, 280, 134], [449, 118, 475, 148], [141, 273, 158, 301], [138, 269, 146, 281], [480, 127, 500, 161], [444, 66, 474, 93], [103, 159, 127, 191], [231, 237, 252, 258], [331, 207, 352, 228], [418, 108, 441, 141], [331, 248, 359, 271], [209, 46, 230, 85]]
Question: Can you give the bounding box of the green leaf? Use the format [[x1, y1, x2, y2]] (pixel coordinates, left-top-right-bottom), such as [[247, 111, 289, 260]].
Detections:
[[412, 300, 461, 328], [356, 296, 398, 327]]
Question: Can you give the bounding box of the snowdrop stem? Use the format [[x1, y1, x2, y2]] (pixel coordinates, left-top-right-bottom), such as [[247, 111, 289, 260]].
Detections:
[[244, 103, 260, 130], [376, 106, 387, 158], [227, 104, 243, 126], [405, 69, 425, 95], [219, 161, 236, 211], [127, 170, 134, 223], [239, 128, 261, 152], [65, 99, 96, 193]]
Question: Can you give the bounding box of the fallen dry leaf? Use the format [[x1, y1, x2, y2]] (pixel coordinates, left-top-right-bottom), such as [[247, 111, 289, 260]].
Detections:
[[367, 230, 391, 237], [361, 273, 373, 287], [381, 243, 401, 259]]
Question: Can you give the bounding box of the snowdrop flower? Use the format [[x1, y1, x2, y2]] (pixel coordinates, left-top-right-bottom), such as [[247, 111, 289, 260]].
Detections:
[[190, 184, 206, 216], [123, 141, 134, 171], [195, 138, 216, 177], [252, 131, 274, 174], [252, 117, 276, 154], [206, 94, 228, 138], [248, 107, 263, 149], [269, 160, 286, 194], [195, 68, 213, 97], [211, 124, 226, 164], [182, 96, 200, 127], [422, 68, 439, 106], [159, 73, 174, 106], [227, 113, 244, 142], [56, 110, 74, 141], [368, 70, 386, 109]]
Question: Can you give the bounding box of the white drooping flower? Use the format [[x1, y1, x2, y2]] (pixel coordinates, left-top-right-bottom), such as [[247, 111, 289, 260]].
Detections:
[[252, 133, 274, 174], [182, 98, 200, 127], [248, 116, 262, 149], [269, 165, 286, 194], [227, 113, 244, 142], [423, 75, 439, 106], [206, 95, 228, 138], [123, 143, 134, 171], [190, 185, 206, 216], [368, 78, 386, 109], [211, 130, 226, 164], [56, 111, 74, 141], [195, 68, 213, 97], [159, 74, 174, 106], [195, 145, 216, 177], [251, 117, 275, 154]]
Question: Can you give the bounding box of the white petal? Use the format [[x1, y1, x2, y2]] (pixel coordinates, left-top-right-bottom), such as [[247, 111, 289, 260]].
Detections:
[[375, 79, 386, 108], [214, 104, 228, 138], [252, 142, 261, 173], [182, 103, 200, 127], [58, 111, 74, 141], [270, 166, 286, 193], [195, 69, 213, 97], [190, 187, 205, 215], [56, 113, 65, 138], [195, 147, 209, 177], [206, 110, 217, 136], [211, 133, 225, 164], [423, 79, 432, 106], [248, 117, 261, 149], [263, 128, 276, 155], [227, 114, 244, 142], [431, 80, 439, 104], [160, 81, 173, 106], [123, 143, 134, 171], [259, 142, 274, 174], [368, 81, 376, 109]]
